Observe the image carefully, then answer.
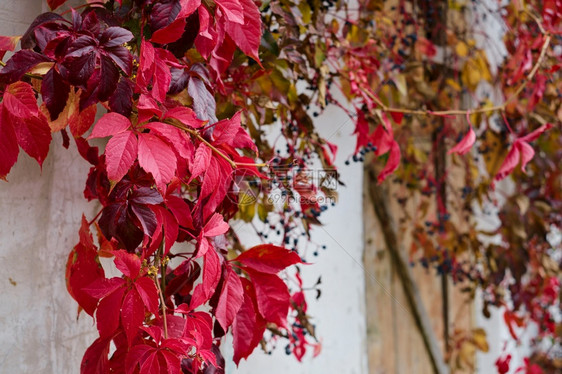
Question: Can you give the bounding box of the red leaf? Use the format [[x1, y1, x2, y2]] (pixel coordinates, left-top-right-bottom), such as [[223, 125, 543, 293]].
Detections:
[[153, 49, 173, 102], [203, 213, 229, 237], [213, 111, 257, 152], [96, 286, 126, 338], [126, 344, 153, 374], [114, 250, 141, 279], [189, 143, 212, 181], [89, 112, 131, 139], [199, 156, 232, 219], [42, 68, 70, 120], [151, 0, 201, 44], [81, 336, 112, 374], [232, 279, 265, 365], [191, 248, 222, 309], [160, 350, 182, 374], [519, 123, 553, 143], [105, 131, 138, 182], [247, 270, 290, 328], [187, 74, 218, 123], [66, 216, 105, 316], [0, 35, 20, 59], [137, 39, 155, 93], [517, 141, 535, 173], [215, 0, 245, 24], [235, 244, 302, 274], [11, 115, 52, 167], [377, 140, 401, 184], [495, 354, 511, 374], [448, 127, 475, 155], [143, 121, 195, 160], [100, 27, 134, 49], [130, 202, 158, 237], [4, 82, 51, 166], [371, 124, 394, 156], [495, 124, 553, 181], [0, 50, 52, 82], [137, 94, 162, 124], [504, 310, 524, 340], [163, 106, 205, 128], [495, 144, 520, 181], [138, 133, 177, 191], [47, 0, 67, 10], [0, 104, 19, 180], [134, 276, 159, 315], [121, 289, 146, 346], [139, 352, 160, 374], [85, 277, 125, 299], [215, 266, 244, 330], [166, 195, 194, 229], [152, 19, 188, 45], [224, 0, 263, 64], [69, 104, 97, 138], [152, 205, 179, 254]]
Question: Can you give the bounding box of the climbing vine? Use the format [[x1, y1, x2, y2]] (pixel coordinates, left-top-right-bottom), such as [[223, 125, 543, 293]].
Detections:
[[0, 0, 561, 372]]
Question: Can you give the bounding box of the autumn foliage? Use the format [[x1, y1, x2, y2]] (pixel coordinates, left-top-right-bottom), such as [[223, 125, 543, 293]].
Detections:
[[1, 0, 562, 373]]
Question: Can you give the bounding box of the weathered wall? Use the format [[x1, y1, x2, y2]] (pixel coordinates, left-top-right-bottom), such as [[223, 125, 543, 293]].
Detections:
[[0, 2, 101, 373]]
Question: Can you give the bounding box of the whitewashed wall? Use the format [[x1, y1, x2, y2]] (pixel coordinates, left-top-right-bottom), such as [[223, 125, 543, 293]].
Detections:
[[0, 1, 100, 373]]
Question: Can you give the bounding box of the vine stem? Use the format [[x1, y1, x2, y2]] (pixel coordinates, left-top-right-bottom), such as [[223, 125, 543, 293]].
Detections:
[[165, 120, 269, 169], [355, 23, 551, 120], [154, 243, 168, 339]]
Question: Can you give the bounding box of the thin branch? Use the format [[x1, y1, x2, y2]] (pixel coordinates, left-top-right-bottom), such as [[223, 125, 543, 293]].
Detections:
[[355, 27, 551, 119], [165, 120, 269, 169], [154, 243, 168, 339]]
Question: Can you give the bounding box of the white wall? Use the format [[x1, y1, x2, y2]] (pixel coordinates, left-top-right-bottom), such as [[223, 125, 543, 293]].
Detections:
[[0, 2, 101, 373]]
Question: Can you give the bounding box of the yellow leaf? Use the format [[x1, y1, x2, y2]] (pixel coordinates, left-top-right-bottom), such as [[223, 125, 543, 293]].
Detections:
[[238, 193, 256, 222], [459, 341, 476, 365], [393, 73, 407, 97], [472, 328, 489, 352], [446, 78, 462, 92], [456, 41, 468, 57], [29, 61, 55, 75], [297, 2, 311, 25]]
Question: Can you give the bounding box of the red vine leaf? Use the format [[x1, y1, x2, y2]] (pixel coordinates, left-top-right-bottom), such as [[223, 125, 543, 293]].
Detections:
[[0, 103, 19, 180], [66, 216, 105, 317], [81, 336, 112, 374], [224, 0, 263, 64], [191, 248, 222, 309], [0, 35, 20, 59], [235, 244, 302, 274], [215, 266, 244, 330], [247, 269, 290, 328], [232, 278, 266, 365], [377, 140, 400, 184], [448, 126, 476, 155], [137, 132, 177, 191], [121, 289, 145, 346], [104, 131, 138, 183], [4, 82, 51, 167], [89, 112, 131, 139]]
